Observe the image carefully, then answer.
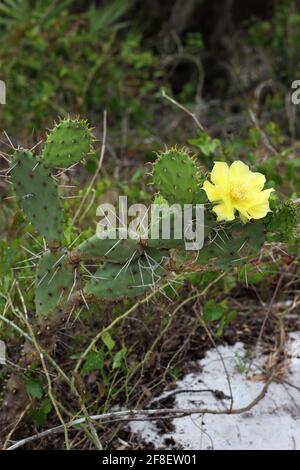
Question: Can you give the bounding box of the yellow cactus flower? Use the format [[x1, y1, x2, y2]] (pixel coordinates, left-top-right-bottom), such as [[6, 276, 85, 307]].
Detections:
[[203, 161, 274, 223]]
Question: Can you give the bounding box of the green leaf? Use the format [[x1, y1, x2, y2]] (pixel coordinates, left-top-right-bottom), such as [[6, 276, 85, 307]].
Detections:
[[112, 347, 127, 370], [26, 379, 43, 398], [215, 310, 237, 337], [101, 331, 116, 351], [188, 132, 220, 156], [28, 394, 52, 426], [203, 300, 226, 322], [30, 408, 48, 426], [81, 350, 104, 375]]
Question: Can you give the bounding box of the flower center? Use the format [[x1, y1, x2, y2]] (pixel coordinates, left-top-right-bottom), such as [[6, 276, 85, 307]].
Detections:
[[230, 183, 247, 201]]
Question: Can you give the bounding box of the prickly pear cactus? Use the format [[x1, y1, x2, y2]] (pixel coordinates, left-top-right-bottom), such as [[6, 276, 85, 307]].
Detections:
[[4, 122, 298, 315], [1, 118, 299, 444], [10, 150, 63, 245], [8, 125, 298, 309], [42, 118, 94, 168], [35, 250, 75, 316], [152, 147, 202, 204]]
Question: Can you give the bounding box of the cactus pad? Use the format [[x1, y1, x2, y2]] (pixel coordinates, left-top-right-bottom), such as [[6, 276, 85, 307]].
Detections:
[[196, 221, 266, 268], [84, 249, 168, 299], [42, 118, 94, 168], [74, 229, 143, 263], [152, 147, 202, 204], [35, 250, 75, 316], [10, 151, 63, 244]]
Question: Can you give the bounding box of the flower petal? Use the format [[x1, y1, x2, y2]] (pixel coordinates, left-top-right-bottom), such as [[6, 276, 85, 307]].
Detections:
[[229, 161, 251, 180], [210, 162, 229, 188], [247, 203, 271, 219], [249, 172, 266, 191], [202, 181, 222, 202], [253, 187, 274, 205], [212, 202, 235, 221], [246, 188, 274, 219]]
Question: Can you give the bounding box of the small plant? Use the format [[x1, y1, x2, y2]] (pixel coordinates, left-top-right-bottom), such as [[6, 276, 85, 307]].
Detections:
[[0, 117, 298, 445]]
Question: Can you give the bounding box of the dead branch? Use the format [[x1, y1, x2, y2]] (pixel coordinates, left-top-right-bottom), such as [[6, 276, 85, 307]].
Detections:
[[6, 379, 271, 450]]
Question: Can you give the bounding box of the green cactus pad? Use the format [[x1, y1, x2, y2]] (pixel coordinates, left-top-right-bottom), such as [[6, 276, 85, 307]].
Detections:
[[74, 229, 143, 263], [196, 221, 266, 268], [152, 147, 202, 204], [35, 250, 75, 316], [144, 237, 185, 250], [84, 249, 168, 300], [10, 151, 63, 244], [42, 118, 94, 168]]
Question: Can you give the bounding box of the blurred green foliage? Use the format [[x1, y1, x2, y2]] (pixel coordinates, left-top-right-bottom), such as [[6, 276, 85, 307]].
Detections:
[[203, 299, 237, 337], [0, 0, 162, 133], [248, 0, 300, 82]]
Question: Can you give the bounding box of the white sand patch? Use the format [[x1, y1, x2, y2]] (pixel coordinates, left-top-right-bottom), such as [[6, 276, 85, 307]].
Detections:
[[130, 332, 300, 450]]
